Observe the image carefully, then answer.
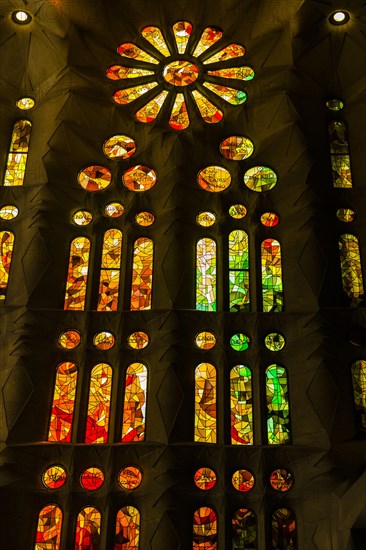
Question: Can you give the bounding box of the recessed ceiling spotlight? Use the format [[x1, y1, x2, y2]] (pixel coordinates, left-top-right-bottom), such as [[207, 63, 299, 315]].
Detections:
[[329, 10, 350, 25], [12, 10, 32, 25]]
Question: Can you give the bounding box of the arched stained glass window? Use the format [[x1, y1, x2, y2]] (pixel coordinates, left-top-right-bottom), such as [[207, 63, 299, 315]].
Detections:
[[266, 365, 291, 445], [328, 120, 352, 188], [48, 362, 78, 443], [4, 119, 32, 186], [351, 360, 366, 433], [121, 363, 147, 442], [230, 365, 253, 445], [75, 507, 101, 550], [130, 237, 153, 310], [271, 508, 297, 550], [193, 507, 217, 549], [229, 230, 249, 311], [35, 504, 63, 550], [261, 239, 283, 312], [196, 238, 217, 311], [115, 506, 140, 549], [0, 230, 15, 301], [339, 234, 364, 300], [64, 237, 91, 310], [85, 363, 112, 444], [194, 363, 217, 443], [232, 508, 256, 549], [97, 228, 123, 311]]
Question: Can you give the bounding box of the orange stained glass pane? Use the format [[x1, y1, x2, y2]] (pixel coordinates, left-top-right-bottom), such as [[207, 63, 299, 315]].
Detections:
[[204, 43, 246, 64], [106, 65, 154, 80], [192, 27, 223, 57], [198, 166, 231, 192], [172, 21, 193, 54], [115, 506, 140, 550], [128, 331, 149, 350], [64, 237, 90, 311], [113, 82, 159, 105], [163, 61, 199, 86], [35, 505, 62, 550], [130, 238, 154, 310], [4, 120, 32, 186], [207, 66, 255, 81], [93, 331, 115, 350], [194, 467, 217, 490], [232, 469, 255, 492], [97, 229, 122, 312], [117, 43, 159, 64], [75, 507, 101, 550], [230, 366, 253, 445], [103, 135, 136, 159], [339, 234, 364, 299], [203, 82, 247, 105], [136, 90, 169, 123], [58, 329, 81, 349], [121, 363, 147, 442], [195, 331, 216, 350], [194, 363, 217, 443], [85, 363, 113, 444], [78, 165, 111, 191], [105, 202, 125, 218], [220, 136, 254, 160], [261, 212, 280, 227], [169, 93, 190, 130], [141, 26, 171, 56], [0, 231, 14, 301], [191, 90, 223, 124], [42, 465, 67, 489], [72, 210, 93, 226], [193, 507, 217, 549], [80, 467, 105, 491], [0, 205, 19, 220], [48, 362, 78, 443], [123, 165, 157, 192], [135, 211, 155, 226], [118, 466, 143, 490]]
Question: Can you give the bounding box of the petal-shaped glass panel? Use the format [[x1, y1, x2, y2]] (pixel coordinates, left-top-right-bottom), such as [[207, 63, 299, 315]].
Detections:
[[232, 508, 257, 549], [204, 43, 246, 64], [192, 27, 223, 57], [172, 20, 193, 54], [113, 82, 159, 104], [106, 65, 154, 80], [192, 90, 223, 123], [207, 66, 255, 80], [141, 26, 171, 56], [169, 93, 190, 130], [136, 90, 169, 123], [117, 42, 159, 64], [203, 82, 247, 105]]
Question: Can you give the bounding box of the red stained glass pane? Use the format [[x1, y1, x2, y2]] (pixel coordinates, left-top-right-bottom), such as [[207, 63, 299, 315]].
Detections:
[[272, 508, 297, 550], [80, 467, 105, 491], [269, 469, 294, 492], [78, 166, 111, 191], [75, 507, 101, 550], [193, 507, 217, 549], [130, 238, 154, 310], [48, 362, 78, 443], [118, 466, 143, 490], [128, 331, 149, 350], [64, 237, 90, 311], [121, 363, 147, 442], [85, 364, 112, 444], [194, 467, 217, 490], [261, 212, 280, 227], [115, 506, 140, 550], [35, 505, 62, 550]]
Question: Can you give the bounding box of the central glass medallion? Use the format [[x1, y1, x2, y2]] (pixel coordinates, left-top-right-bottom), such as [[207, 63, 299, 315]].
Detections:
[[163, 60, 199, 86]]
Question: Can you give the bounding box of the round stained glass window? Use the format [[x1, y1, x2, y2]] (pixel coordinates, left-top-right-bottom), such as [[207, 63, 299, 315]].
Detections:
[[261, 212, 279, 227], [58, 330, 81, 349], [336, 208, 355, 222], [195, 331, 217, 350], [72, 210, 93, 226], [93, 331, 115, 350], [103, 134, 136, 159], [105, 202, 125, 218], [80, 467, 105, 491], [123, 165, 157, 192], [42, 465, 67, 489], [264, 333, 285, 351], [229, 204, 247, 219], [118, 466, 142, 490], [194, 467, 217, 490], [196, 211, 216, 227], [197, 166, 231, 192], [0, 205, 19, 220], [220, 136, 254, 160], [78, 165, 112, 191], [230, 333, 250, 352], [135, 211, 155, 226], [232, 469, 255, 492], [269, 468, 294, 492], [244, 166, 277, 192], [16, 97, 35, 110], [326, 98, 344, 111], [128, 331, 149, 349]]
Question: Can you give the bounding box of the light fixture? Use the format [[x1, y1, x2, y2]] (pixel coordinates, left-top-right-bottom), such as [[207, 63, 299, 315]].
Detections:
[[12, 10, 32, 24], [329, 10, 350, 25]]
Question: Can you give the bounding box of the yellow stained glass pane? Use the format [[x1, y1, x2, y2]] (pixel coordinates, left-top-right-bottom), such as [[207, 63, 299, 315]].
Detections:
[[172, 21, 192, 54], [192, 27, 223, 57], [78, 165, 111, 191], [42, 465, 67, 489], [103, 134, 136, 159], [193, 507, 217, 549], [118, 466, 142, 490], [9, 120, 32, 152], [122, 363, 147, 442], [105, 202, 125, 218], [128, 331, 149, 350], [195, 331, 216, 350], [0, 205, 19, 220], [115, 507, 141, 548], [72, 210, 93, 226], [48, 362, 78, 442], [0, 231, 14, 301], [35, 505, 62, 550], [329, 121, 353, 188], [195, 362, 217, 443], [93, 331, 115, 350], [135, 211, 155, 226], [196, 211, 216, 227], [117, 43, 159, 64], [336, 208, 355, 222], [64, 237, 90, 310], [196, 238, 216, 311], [97, 229, 122, 312], [163, 61, 199, 86], [203, 43, 246, 64], [326, 98, 344, 111], [4, 153, 27, 186], [106, 65, 155, 80], [229, 204, 247, 219], [191, 90, 223, 124], [339, 234, 364, 300], [136, 90, 169, 123], [232, 469, 255, 492], [113, 82, 159, 105], [141, 26, 171, 56], [169, 93, 190, 130], [230, 365, 253, 445], [203, 81, 247, 105], [75, 507, 101, 548], [85, 363, 112, 444], [220, 136, 254, 160], [207, 66, 255, 80], [198, 166, 231, 192], [16, 97, 35, 110], [130, 237, 154, 310]]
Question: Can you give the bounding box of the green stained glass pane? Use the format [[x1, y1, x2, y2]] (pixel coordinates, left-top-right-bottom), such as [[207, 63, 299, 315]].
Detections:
[[232, 508, 257, 549], [230, 366, 253, 445], [261, 239, 283, 312], [244, 166, 277, 192], [229, 230, 248, 270], [229, 271, 250, 312], [329, 121, 353, 188], [229, 230, 249, 312], [351, 360, 366, 433], [326, 98, 344, 111], [266, 365, 291, 445], [339, 234, 364, 300], [230, 333, 250, 352], [264, 333, 285, 351], [196, 238, 216, 311]]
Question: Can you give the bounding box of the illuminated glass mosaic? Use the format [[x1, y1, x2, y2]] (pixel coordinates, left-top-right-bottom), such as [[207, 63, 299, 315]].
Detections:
[[261, 239, 284, 312], [193, 507, 217, 550], [136, 90, 169, 123], [106, 65, 154, 80], [220, 136, 254, 160], [232, 469, 255, 492], [117, 42, 159, 64], [173, 21, 192, 53], [195, 331, 216, 350], [128, 331, 149, 350], [103, 134, 136, 159], [261, 212, 279, 227], [266, 365, 291, 445], [4, 120, 31, 186], [42, 465, 67, 489], [142, 25, 170, 56], [163, 60, 198, 86], [194, 363, 217, 443], [123, 165, 157, 192], [264, 333, 285, 351], [85, 363, 112, 444], [196, 238, 217, 311], [78, 165, 111, 191], [203, 82, 247, 104], [97, 229, 122, 311], [93, 331, 115, 350], [64, 237, 90, 310], [16, 97, 35, 110], [336, 208, 355, 222], [130, 238, 154, 310], [193, 27, 223, 56], [244, 166, 277, 192], [230, 333, 250, 352], [115, 506, 140, 550], [194, 467, 217, 490], [135, 211, 155, 226], [203, 43, 246, 64], [72, 210, 93, 226], [198, 166, 231, 192], [272, 508, 297, 550], [351, 360, 366, 432], [326, 98, 344, 111], [0, 205, 19, 220], [58, 329, 81, 349], [48, 362, 78, 443], [229, 204, 247, 219], [232, 508, 257, 550], [75, 507, 101, 549], [105, 202, 125, 218], [169, 92, 190, 130], [339, 234, 364, 299], [196, 211, 216, 227], [0, 231, 14, 301], [229, 230, 249, 311], [191, 90, 223, 124], [114, 82, 159, 104], [208, 66, 255, 80], [80, 467, 105, 491], [230, 365, 253, 445], [35, 505, 62, 550], [269, 468, 294, 492], [329, 121, 352, 188], [121, 363, 147, 442], [118, 466, 143, 490]]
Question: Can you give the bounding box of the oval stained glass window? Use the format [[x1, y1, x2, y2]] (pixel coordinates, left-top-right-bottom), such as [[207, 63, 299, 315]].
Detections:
[[135, 211, 155, 226], [194, 467, 217, 490], [103, 135, 136, 159], [232, 469, 255, 492], [336, 208, 355, 222], [163, 60, 199, 86], [78, 166, 112, 191], [261, 212, 279, 227], [244, 166, 277, 192], [58, 329, 81, 349], [128, 331, 149, 349], [80, 467, 105, 491], [104, 202, 125, 218], [196, 211, 216, 227], [220, 136, 254, 160], [93, 331, 115, 350], [264, 333, 285, 351], [269, 468, 294, 492], [118, 466, 143, 490], [42, 465, 67, 489], [0, 205, 19, 220], [122, 165, 157, 192], [16, 97, 35, 110], [326, 98, 344, 111], [230, 333, 250, 351], [72, 210, 93, 226], [198, 166, 231, 192], [195, 331, 217, 350], [229, 204, 247, 219]]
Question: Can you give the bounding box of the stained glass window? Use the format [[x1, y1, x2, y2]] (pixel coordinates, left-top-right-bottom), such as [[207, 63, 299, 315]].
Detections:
[[35, 505, 63, 550], [194, 363, 217, 443], [16, 97, 35, 110], [193, 27, 223, 57], [230, 365, 253, 445], [336, 208, 355, 222], [339, 234, 364, 300], [75, 507, 101, 549], [244, 166, 277, 192], [93, 331, 115, 350], [118, 466, 143, 490], [351, 360, 366, 433], [64, 237, 90, 311], [328, 121, 352, 188], [232, 509, 257, 549], [193, 507, 217, 549], [271, 508, 297, 550], [4, 120, 32, 186], [135, 211, 155, 226], [229, 230, 249, 311], [172, 21, 192, 54], [72, 210, 93, 226], [0, 230, 15, 301], [194, 467, 217, 490], [269, 469, 294, 492], [196, 211, 216, 227], [266, 365, 291, 445], [78, 165, 111, 191], [220, 136, 254, 160], [58, 330, 81, 349], [195, 331, 216, 350], [121, 363, 147, 442], [0, 205, 19, 220], [203, 82, 247, 105], [261, 239, 284, 312], [97, 229, 123, 311], [204, 43, 246, 64], [115, 506, 140, 550], [169, 92, 190, 130], [232, 470, 255, 492], [85, 363, 112, 444], [130, 238, 154, 310], [196, 238, 217, 311], [103, 135, 136, 159], [80, 467, 105, 491], [48, 362, 78, 443], [198, 166, 231, 192], [42, 465, 67, 489]]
